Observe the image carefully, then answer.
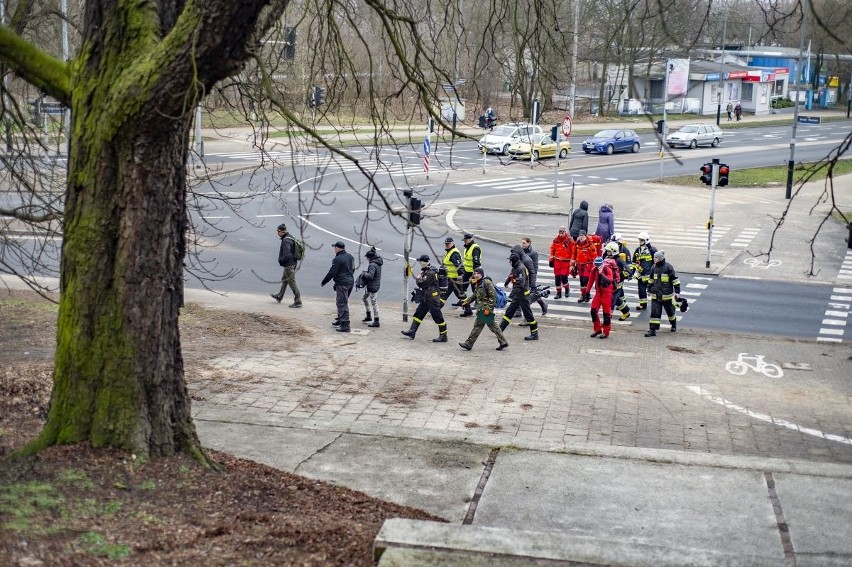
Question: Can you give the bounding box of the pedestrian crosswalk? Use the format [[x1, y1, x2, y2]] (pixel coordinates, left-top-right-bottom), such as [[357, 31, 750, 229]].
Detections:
[[497, 262, 712, 326]]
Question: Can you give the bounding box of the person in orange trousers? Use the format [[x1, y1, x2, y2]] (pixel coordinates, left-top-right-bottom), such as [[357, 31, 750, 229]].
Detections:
[[548, 226, 574, 299]]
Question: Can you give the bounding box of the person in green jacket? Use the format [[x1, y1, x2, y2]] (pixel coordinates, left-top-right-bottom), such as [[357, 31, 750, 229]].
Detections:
[[458, 267, 509, 351]]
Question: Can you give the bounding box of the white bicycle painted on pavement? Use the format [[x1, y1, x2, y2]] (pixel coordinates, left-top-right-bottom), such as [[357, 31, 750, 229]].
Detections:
[[725, 353, 784, 378]]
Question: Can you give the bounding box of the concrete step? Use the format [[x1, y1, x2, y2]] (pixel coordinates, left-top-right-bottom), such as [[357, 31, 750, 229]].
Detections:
[[373, 519, 787, 567]]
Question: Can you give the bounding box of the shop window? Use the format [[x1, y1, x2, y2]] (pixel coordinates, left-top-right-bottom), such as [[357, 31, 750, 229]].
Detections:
[[741, 82, 754, 100]]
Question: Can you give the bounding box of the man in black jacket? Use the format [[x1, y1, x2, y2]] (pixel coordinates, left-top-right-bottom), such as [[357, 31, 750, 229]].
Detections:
[[499, 251, 539, 341], [271, 223, 302, 308], [321, 241, 355, 332], [569, 200, 589, 240], [644, 250, 681, 337], [358, 247, 383, 328], [402, 255, 448, 342]]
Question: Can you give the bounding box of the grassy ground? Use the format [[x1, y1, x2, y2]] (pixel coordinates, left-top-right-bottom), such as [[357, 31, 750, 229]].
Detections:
[[657, 159, 852, 189]]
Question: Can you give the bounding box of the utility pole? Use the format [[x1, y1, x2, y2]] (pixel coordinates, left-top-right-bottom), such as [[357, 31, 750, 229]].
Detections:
[[786, 0, 808, 200], [706, 159, 720, 268], [716, 3, 730, 127]]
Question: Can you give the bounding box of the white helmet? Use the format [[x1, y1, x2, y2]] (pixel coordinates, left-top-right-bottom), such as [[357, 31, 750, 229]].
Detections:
[[605, 242, 619, 255], [610, 233, 622, 243], [637, 231, 650, 241]]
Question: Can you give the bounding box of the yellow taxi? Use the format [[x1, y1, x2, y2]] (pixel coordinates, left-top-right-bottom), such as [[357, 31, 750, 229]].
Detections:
[[507, 133, 570, 160]]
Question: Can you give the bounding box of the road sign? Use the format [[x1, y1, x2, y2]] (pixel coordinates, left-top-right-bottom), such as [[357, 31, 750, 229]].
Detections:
[[561, 115, 572, 137]]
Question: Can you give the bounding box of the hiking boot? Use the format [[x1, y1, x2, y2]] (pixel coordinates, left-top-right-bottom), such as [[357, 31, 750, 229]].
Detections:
[[619, 312, 631, 321], [362, 313, 372, 322], [332, 319, 340, 327], [555, 291, 562, 300], [270, 293, 282, 303], [496, 342, 509, 351], [401, 330, 416, 339], [336, 324, 350, 333], [289, 301, 303, 308], [368, 318, 380, 328], [644, 330, 656, 337], [458, 342, 472, 351], [590, 330, 602, 337], [432, 335, 448, 343], [524, 333, 539, 341], [670, 326, 677, 333]]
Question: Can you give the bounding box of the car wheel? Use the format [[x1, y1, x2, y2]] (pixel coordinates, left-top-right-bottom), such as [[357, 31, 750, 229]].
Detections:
[[631, 142, 640, 153], [667, 143, 675, 149], [559, 148, 568, 159], [533, 150, 540, 160], [689, 139, 697, 149], [583, 149, 591, 154], [502, 144, 511, 155], [711, 138, 720, 148], [606, 144, 614, 155]]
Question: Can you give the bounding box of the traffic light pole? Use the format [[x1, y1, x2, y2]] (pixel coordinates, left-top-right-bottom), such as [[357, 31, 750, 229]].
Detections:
[[402, 191, 414, 322], [705, 158, 720, 268]]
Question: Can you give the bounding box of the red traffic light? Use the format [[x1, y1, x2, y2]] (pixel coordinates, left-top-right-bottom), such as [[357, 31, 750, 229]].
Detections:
[[699, 163, 713, 185], [718, 163, 730, 187]]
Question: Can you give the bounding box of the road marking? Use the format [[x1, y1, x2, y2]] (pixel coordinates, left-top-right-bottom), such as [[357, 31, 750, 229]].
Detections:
[[686, 385, 852, 446], [297, 215, 378, 250]]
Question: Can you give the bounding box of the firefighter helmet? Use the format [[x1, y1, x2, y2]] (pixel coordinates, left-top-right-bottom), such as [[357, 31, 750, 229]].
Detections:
[[605, 242, 619, 255], [637, 231, 650, 241]]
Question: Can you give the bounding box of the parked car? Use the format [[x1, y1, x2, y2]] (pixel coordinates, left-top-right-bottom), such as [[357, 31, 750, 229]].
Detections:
[[666, 124, 724, 149], [508, 134, 571, 160], [581, 129, 641, 155], [478, 123, 543, 155]]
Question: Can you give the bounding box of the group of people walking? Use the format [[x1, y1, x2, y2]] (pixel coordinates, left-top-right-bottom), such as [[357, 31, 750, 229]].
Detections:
[[271, 215, 684, 345]]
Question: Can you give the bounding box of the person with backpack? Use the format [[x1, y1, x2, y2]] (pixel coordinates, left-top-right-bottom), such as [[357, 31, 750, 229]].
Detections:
[[271, 223, 302, 308], [588, 256, 617, 339], [321, 241, 355, 333], [458, 267, 508, 351], [357, 247, 382, 328]]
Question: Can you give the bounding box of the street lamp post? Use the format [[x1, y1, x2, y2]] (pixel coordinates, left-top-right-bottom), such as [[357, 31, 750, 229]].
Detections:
[[786, 0, 808, 200], [716, 3, 730, 126]]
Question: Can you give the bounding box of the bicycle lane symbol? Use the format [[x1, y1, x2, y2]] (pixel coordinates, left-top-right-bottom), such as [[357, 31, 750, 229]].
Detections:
[[725, 353, 784, 378]]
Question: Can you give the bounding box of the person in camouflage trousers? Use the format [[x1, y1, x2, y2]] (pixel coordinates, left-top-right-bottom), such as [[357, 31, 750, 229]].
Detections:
[[459, 267, 509, 351]]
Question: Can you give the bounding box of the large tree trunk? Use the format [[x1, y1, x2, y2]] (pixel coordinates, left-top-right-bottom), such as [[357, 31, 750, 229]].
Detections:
[[12, 0, 289, 461]]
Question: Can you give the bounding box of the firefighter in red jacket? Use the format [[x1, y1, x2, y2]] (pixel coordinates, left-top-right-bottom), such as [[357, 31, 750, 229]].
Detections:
[[548, 226, 574, 299], [588, 256, 617, 339], [574, 230, 602, 303]]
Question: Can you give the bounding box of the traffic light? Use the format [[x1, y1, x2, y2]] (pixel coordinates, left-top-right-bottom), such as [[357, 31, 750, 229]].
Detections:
[[309, 85, 325, 108], [699, 163, 713, 186], [408, 197, 422, 226], [427, 117, 435, 133], [550, 125, 558, 141], [717, 163, 730, 187], [656, 119, 665, 134]]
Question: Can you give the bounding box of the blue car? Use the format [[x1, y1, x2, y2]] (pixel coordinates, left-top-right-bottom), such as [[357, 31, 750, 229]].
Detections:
[[581, 129, 641, 155]]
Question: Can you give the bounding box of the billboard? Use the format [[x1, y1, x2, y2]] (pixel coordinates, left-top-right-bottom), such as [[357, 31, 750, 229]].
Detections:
[[667, 58, 690, 97]]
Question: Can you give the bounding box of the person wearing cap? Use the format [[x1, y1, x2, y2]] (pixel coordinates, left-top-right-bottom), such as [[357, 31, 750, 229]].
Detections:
[[321, 241, 355, 332], [645, 250, 681, 337], [441, 236, 465, 309], [271, 223, 302, 308], [458, 267, 508, 351], [588, 255, 618, 339], [548, 226, 574, 300], [499, 250, 539, 341], [459, 233, 482, 317], [401, 254, 448, 342], [356, 247, 382, 328], [632, 232, 657, 311], [574, 230, 603, 303]]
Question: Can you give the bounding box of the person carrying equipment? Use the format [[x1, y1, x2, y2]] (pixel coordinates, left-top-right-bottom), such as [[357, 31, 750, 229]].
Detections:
[[401, 255, 449, 342]]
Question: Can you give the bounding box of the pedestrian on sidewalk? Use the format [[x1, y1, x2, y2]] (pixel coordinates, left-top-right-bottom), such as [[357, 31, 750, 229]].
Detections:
[[569, 200, 589, 240], [459, 267, 508, 351], [726, 102, 733, 121], [357, 246, 382, 328], [441, 237, 466, 311], [521, 237, 547, 316], [594, 203, 615, 243], [271, 223, 302, 308], [459, 233, 482, 318], [645, 250, 681, 337], [588, 256, 618, 339], [402, 255, 448, 342], [321, 241, 355, 333], [632, 231, 657, 311], [605, 241, 631, 321], [549, 226, 574, 299], [734, 103, 742, 121], [499, 250, 539, 341]]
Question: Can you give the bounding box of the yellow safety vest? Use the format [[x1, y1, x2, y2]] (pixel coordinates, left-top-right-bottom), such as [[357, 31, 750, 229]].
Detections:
[[463, 243, 481, 273], [443, 248, 460, 279]]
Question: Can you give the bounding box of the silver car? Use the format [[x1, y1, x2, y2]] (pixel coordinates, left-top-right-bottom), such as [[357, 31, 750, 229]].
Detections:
[[478, 123, 543, 155], [666, 124, 723, 149]]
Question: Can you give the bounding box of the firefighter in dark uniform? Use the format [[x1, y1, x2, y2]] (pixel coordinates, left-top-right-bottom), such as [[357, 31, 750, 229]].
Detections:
[[401, 254, 449, 342], [441, 237, 465, 309], [459, 233, 482, 317], [645, 250, 681, 337], [499, 250, 539, 340], [631, 231, 657, 310], [605, 241, 631, 321]]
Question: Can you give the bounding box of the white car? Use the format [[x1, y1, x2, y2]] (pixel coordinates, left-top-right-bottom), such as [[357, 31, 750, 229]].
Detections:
[[478, 123, 543, 155], [666, 124, 724, 149]]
